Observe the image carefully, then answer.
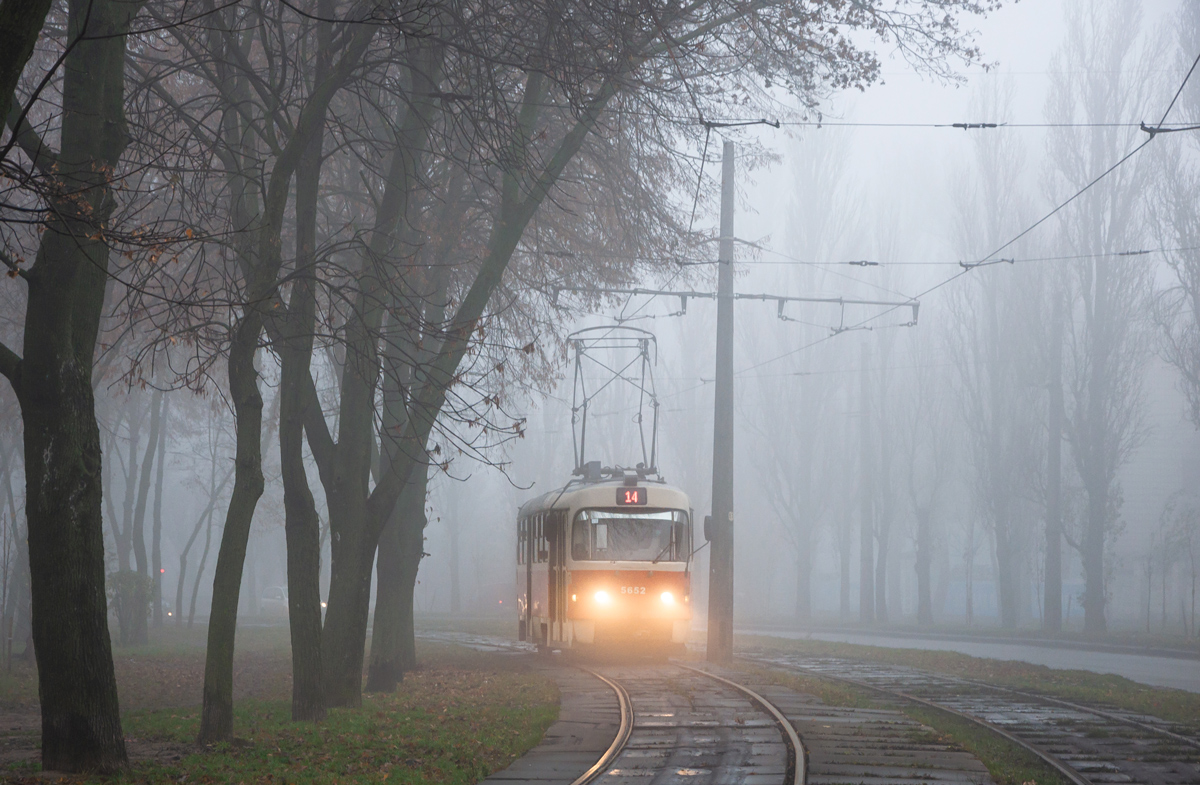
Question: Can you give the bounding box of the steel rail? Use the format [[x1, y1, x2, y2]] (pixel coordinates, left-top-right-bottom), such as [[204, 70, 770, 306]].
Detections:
[[679, 663, 806, 785], [570, 668, 635, 785], [957, 677, 1200, 751], [746, 656, 1089, 785]]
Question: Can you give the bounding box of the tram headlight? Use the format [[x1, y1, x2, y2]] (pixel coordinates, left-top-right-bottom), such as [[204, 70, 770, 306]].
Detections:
[[594, 590, 612, 605], [660, 591, 675, 605]]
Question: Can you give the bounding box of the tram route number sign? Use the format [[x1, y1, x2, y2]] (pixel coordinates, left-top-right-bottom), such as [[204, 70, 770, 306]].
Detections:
[[616, 487, 648, 506]]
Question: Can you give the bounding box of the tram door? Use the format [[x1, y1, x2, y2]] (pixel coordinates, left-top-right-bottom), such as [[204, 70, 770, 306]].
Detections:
[[546, 511, 567, 643]]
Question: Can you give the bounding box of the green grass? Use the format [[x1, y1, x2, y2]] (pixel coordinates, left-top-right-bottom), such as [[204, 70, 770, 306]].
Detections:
[[735, 663, 878, 709], [903, 704, 1070, 785], [740, 634, 1200, 730], [732, 658, 1069, 785], [2, 641, 558, 784]]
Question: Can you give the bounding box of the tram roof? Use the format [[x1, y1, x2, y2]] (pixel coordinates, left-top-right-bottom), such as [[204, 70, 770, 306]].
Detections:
[[518, 478, 691, 519]]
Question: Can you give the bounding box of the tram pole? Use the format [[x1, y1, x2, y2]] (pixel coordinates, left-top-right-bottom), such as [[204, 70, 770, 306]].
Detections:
[[707, 140, 736, 664]]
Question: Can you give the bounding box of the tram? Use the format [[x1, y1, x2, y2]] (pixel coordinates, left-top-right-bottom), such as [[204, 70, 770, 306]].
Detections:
[[516, 467, 693, 653]]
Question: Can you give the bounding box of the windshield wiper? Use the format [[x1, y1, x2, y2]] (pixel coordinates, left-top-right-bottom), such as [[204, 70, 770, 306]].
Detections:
[[651, 538, 673, 564]]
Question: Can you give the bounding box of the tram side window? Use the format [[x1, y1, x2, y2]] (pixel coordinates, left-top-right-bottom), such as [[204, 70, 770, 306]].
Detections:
[[535, 515, 549, 563], [517, 518, 527, 565]]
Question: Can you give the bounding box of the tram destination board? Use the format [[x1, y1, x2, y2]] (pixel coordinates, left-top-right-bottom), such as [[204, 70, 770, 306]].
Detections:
[[616, 487, 648, 505]]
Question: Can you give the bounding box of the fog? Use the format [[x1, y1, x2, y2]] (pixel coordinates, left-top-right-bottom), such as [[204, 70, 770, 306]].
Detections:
[[412, 0, 1200, 637], [1, 0, 1198, 680]]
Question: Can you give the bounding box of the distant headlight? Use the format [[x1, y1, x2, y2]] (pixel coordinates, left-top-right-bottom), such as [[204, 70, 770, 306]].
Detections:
[[594, 590, 612, 605], [660, 591, 675, 605]]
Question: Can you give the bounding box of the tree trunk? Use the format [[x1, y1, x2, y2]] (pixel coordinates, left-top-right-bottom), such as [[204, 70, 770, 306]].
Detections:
[[318, 41, 446, 707], [0, 0, 143, 769], [152, 395, 169, 628], [859, 344, 874, 624], [994, 516, 1018, 629], [396, 509, 425, 672], [321, 509, 375, 707], [367, 471, 428, 692], [187, 504, 215, 629], [838, 525, 851, 621], [915, 508, 932, 626], [875, 518, 889, 624], [1082, 258, 1111, 636], [1045, 295, 1064, 633], [198, 320, 265, 743], [176, 461, 229, 627], [278, 109, 327, 722], [130, 387, 164, 645], [448, 517, 461, 615], [793, 521, 811, 623]]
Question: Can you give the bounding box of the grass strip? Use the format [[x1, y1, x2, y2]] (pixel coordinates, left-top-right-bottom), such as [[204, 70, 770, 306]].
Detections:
[[6, 643, 558, 784], [736, 661, 1070, 785], [903, 704, 1070, 785], [741, 634, 1200, 730]]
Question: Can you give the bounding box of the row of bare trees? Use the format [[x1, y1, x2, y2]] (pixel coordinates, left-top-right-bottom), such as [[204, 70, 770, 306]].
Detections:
[[733, 0, 1200, 638]]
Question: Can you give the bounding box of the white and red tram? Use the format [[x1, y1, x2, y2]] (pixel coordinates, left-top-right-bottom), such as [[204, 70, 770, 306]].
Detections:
[[517, 474, 693, 652]]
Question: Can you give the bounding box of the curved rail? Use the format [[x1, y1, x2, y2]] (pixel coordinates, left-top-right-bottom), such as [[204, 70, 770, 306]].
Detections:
[[569, 668, 635, 785], [752, 658, 1089, 785], [679, 664, 806, 785], [961, 677, 1200, 751]]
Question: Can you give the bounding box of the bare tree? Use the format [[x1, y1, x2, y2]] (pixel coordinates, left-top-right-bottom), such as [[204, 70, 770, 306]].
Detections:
[[1046, 0, 1156, 635], [0, 0, 148, 770], [948, 79, 1041, 629]]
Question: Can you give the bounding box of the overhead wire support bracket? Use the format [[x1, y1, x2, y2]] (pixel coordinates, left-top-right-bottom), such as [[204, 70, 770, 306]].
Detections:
[[1140, 121, 1200, 137], [554, 285, 920, 332], [959, 258, 1014, 270]]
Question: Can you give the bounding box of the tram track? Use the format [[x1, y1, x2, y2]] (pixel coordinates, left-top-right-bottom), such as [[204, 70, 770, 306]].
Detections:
[[573, 662, 804, 785], [744, 649, 1200, 785], [424, 631, 806, 784]]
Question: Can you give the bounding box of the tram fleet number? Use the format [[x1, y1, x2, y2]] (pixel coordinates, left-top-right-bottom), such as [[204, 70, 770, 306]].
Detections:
[[621, 586, 647, 594], [616, 487, 648, 505]]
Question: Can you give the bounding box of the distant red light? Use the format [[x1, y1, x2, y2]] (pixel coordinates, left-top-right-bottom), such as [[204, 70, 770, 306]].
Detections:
[[159, 568, 165, 574]]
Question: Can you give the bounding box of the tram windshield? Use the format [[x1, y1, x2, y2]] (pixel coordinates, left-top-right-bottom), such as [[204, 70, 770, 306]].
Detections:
[[571, 509, 690, 562]]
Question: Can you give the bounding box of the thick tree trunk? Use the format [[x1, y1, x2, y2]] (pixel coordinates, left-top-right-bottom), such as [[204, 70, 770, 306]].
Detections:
[[278, 113, 326, 722], [198, 321, 265, 743], [367, 473, 427, 692], [0, 0, 142, 770], [396, 512, 424, 672], [0, 0, 54, 125], [321, 510, 375, 707]]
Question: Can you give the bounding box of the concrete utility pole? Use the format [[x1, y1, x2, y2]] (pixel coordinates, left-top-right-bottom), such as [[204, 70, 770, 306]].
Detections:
[[859, 342, 875, 624], [707, 140, 736, 664]]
